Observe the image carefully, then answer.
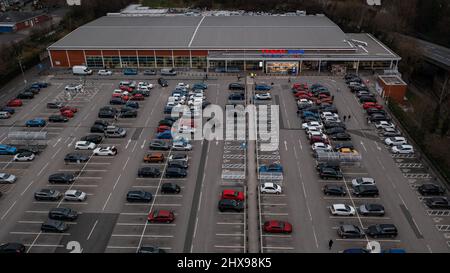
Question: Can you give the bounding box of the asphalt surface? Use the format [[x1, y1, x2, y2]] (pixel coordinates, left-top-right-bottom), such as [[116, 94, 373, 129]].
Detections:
[[0, 71, 449, 253]]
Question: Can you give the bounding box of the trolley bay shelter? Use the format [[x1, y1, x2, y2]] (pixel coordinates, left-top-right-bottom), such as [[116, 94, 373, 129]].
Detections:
[[47, 14, 401, 74]]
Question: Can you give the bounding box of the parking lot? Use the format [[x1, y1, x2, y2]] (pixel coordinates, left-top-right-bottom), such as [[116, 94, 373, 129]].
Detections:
[[0, 70, 449, 253]]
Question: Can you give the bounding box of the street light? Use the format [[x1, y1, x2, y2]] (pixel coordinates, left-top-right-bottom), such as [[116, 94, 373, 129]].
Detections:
[[18, 56, 27, 87]]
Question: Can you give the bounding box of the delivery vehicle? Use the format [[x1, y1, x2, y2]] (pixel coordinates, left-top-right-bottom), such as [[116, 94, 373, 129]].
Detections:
[[72, 65, 92, 75]]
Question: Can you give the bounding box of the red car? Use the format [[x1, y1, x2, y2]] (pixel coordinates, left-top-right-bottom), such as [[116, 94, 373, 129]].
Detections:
[[221, 189, 245, 201], [119, 85, 133, 92], [7, 99, 22, 107], [112, 93, 122, 98], [60, 106, 78, 113], [60, 110, 74, 118], [316, 98, 333, 105], [130, 94, 145, 101], [263, 220, 292, 234], [363, 102, 383, 110], [292, 83, 308, 90], [310, 135, 329, 145], [294, 91, 312, 98], [147, 209, 175, 223], [317, 93, 330, 99], [157, 125, 171, 133], [121, 94, 130, 101]]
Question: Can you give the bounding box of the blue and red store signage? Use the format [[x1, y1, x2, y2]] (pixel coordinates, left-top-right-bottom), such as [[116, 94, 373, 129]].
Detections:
[[261, 49, 305, 56]]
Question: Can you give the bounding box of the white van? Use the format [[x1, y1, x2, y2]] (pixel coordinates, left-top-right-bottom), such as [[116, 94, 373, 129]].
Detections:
[[161, 68, 177, 76], [72, 65, 93, 75]]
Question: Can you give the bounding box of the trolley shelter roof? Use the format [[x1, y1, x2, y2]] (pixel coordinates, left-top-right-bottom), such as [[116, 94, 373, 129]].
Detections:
[[49, 15, 354, 50]]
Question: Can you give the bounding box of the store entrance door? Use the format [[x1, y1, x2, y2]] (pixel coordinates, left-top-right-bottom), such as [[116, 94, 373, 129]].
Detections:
[[266, 61, 299, 74]]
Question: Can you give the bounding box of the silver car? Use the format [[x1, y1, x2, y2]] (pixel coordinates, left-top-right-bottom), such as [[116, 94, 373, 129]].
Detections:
[[0, 173, 17, 184]]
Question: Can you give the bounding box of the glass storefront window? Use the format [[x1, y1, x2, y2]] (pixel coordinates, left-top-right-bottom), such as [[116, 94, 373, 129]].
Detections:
[[121, 56, 138, 68], [246, 60, 263, 71], [103, 56, 121, 68], [227, 60, 244, 71], [174, 56, 190, 68], [156, 56, 173, 68], [191, 56, 206, 69], [266, 61, 298, 74], [138, 56, 155, 67], [86, 56, 103, 68]]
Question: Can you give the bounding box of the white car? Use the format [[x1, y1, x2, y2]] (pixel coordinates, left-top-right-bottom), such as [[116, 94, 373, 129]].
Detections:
[[188, 98, 203, 106], [308, 130, 327, 140], [260, 182, 282, 194], [302, 121, 323, 130], [297, 99, 313, 106], [138, 81, 153, 89], [330, 204, 356, 216], [65, 84, 83, 91], [255, 93, 271, 100], [375, 121, 395, 129], [311, 142, 333, 152], [112, 89, 124, 96], [305, 126, 322, 134], [351, 177, 376, 187], [320, 112, 339, 120], [384, 137, 407, 146], [75, 141, 96, 150], [64, 190, 86, 202], [0, 173, 16, 184], [176, 83, 190, 89], [391, 145, 414, 154], [13, 152, 35, 161], [190, 93, 206, 100], [93, 146, 117, 156], [98, 69, 112, 76], [177, 125, 196, 134], [168, 154, 189, 163], [322, 116, 341, 123], [172, 141, 192, 151]]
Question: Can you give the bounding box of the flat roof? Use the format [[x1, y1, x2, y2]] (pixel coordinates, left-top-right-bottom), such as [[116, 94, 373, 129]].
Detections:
[[379, 75, 407, 85], [0, 11, 46, 24], [48, 15, 352, 50]]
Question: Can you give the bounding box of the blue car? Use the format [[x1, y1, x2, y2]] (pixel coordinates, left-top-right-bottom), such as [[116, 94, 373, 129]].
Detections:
[[0, 144, 17, 155], [192, 83, 208, 90], [1, 107, 15, 114], [26, 118, 46, 127], [259, 163, 283, 173], [123, 68, 138, 75], [343, 248, 370, 253], [32, 82, 49, 88], [302, 111, 319, 118], [125, 101, 139, 109], [255, 84, 272, 91], [156, 130, 173, 139], [382, 248, 406, 253]]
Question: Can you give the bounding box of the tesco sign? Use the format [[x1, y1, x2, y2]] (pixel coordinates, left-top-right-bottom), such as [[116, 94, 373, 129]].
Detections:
[[261, 49, 305, 55]]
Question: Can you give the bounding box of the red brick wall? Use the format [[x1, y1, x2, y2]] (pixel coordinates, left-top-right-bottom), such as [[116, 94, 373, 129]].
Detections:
[[67, 50, 85, 66], [50, 50, 69, 67]]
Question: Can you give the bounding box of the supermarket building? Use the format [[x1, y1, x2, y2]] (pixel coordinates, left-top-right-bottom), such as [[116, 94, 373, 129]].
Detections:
[[47, 13, 401, 74]]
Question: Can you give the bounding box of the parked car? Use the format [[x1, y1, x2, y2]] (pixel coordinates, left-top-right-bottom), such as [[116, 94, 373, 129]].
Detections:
[[229, 83, 245, 90], [221, 190, 245, 201], [351, 177, 376, 187], [164, 167, 187, 178], [384, 137, 407, 146], [80, 135, 103, 144], [65, 84, 82, 91], [98, 110, 116, 119], [49, 208, 78, 221], [13, 151, 35, 161], [1, 107, 15, 114], [157, 130, 172, 140], [168, 154, 188, 164], [263, 220, 292, 234], [90, 124, 105, 133], [418, 184, 446, 196], [48, 115, 69, 123], [143, 69, 157, 75], [161, 183, 181, 194], [338, 225, 365, 238], [424, 197, 450, 209], [260, 182, 282, 194], [0, 144, 17, 155], [144, 153, 165, 163], [375, 121, 395, 129], [138, 167, 161, 178], [34, 189, 62, 201], [352, 185, 379, 197], [358, 203, 385, 216], [391, 145, 414, 154], [323, 185, 346, 196], [104, 126, 127, 138], [366, 224, 398, 238], [16, 91, 34, 99], [0, 111, 11, 119], [119, 109, 138, 118], [255, 84, 272, 91], [218, 199, 244, 212], [41, 220, 68, 233], [93, 146, 117, 156], [98, 69, 113, 76], [330, 204, 356, 216], [127, 190, 153, 202], [0, 173, 16, 184], [319, 168, 343, 180], [147, 209, 175, 223], [0, 243, 26, 253], [64, 190, 87, 202], [48, 173, 75, 184], [158, 78, 169, 87], [7, 99, 23, 107], [25, 118, 46, 127], [64, 153, 89, 164], [259, 163, 283, 173], [329, 132, 352, 141], [149, 140, 170, 150], [123, 68, 138, 75]]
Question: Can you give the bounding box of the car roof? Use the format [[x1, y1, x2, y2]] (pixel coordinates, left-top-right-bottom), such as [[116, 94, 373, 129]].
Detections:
[[65, 190, 78, 195], [332, 204, 349, 210]]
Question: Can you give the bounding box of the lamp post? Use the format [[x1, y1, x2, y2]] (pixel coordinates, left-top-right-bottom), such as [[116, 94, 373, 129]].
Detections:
[[18, 56, 27, 87]]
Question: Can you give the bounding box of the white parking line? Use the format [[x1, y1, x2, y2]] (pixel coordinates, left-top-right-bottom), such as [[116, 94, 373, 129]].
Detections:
[[1, 200, 17, 220], [214, 245, 245, 248], [111, 234, 174, 238], [102, 192, 112, 211], [116, 223, 176, 227], [86, 220, 98, 240], [262, 246, 295, 250]]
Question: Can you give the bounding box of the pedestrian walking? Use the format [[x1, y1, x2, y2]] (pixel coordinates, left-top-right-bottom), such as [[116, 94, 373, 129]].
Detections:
[[332, 95, 335, 101], [328, 239, 334, 250], [114, 115, 118, 122], [288, 77, 291, 83], [343, 116, 347, 122], [205, 74, 208, 80], [348, 114, 351, 121]]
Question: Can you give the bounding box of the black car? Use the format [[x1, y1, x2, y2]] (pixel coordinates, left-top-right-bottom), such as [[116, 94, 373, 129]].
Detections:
[[48, 208, 78, 221], [34, 189, 62, 201], [323, 185, 346, 196], [158, 119, 174, 127], [149, 140, 170, 150], [64, 153, 89, 163], [320, 106, 338, 113], [352, 185, 379, 197], [48, 115, 69, 123], [356, 91, 374, 98], [330, 132, 352, 141], [418, 184, 446, 196], [119, 109, 138, 118], [81, 134, 103, 144], [138, 167, 161, 178], [0, 243, 26, 253], [47, 102, 64, 109], [110, 98, 126, 105], [94, 120, 110, 127], [161, 183, 181, 194], [16, 92, 34, 99], [358, 203, 385, 216], [167, 161, 188, 169], [126, 190, 153, 202], [325, 127, 346, 135], [346, 77, 362, 84], [228, 93, 245, 101], [16, 147, 41, 155], [100, 106, 118, 113], [1, 107, 15, 114], [333, 142, 354, 150], [165, 167, 187, 178], [344, 73, 358, 80], [369, 113, 390, 122], [138, 246, 166, 253], [366, 224, 398, 238], [48, 173, 75, 184], [316, 162, 340, 172], [218, 199, 244, 212], [319, 168, 343, 180], [350, 86, 369, 92], [26, 87, 40, 94], [125, 101, 139, 109], [366, 108, 386, 116], [323, 121, 346, 129], [158, 78, 168, 87], [228, 83, 245, 90], [98, 110, 116, 119], [424, 197, 450, 209], [143, 69, 157, 75], [360, 96, 377, 103], [338, 225, 365, 239], [41, 220, 68, 233], [90, 124, 105, 133]]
